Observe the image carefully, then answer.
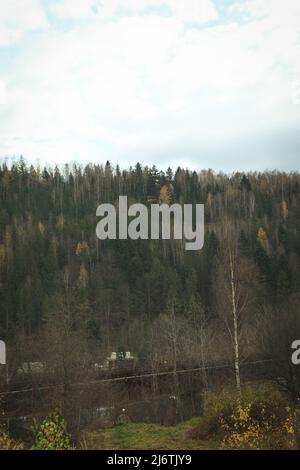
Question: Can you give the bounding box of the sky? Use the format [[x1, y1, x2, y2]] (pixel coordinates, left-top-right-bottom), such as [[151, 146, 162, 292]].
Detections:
[[0, 0, 299, 172]]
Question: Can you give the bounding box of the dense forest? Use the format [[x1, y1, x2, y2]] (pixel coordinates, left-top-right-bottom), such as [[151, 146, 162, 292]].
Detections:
[[1, 158, 300, 430]]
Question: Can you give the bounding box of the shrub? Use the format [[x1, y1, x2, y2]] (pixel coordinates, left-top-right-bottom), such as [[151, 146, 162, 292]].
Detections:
[[31, 411, 74, 450], [220, 400, 298, 450], [0, 428, 24, 450], [187, 382, 299, 449]]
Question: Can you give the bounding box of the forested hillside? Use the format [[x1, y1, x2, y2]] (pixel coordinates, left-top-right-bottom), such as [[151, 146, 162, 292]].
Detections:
[[0, 159, 300, 397]]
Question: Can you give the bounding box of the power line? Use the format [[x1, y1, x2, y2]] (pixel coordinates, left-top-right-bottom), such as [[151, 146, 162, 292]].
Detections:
[[0, 358, 280, 397], [71, 358, 279, 387]]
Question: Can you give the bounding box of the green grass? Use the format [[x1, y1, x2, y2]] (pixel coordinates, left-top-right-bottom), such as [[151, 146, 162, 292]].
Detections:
[[81, 418, 218, 450]]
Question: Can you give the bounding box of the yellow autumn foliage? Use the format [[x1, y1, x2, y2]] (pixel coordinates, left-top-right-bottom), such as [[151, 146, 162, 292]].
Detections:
[[220, 401, 299, 450], [281, 200, 288, 219], [76, 242, 83, 257], [76, 241, 89, 257], [257, 227, 267, 242], [31, 412, 73, 450], [159, 184, 174, 205], [0, 429, 24, 450], [38, 222, 45, 237]]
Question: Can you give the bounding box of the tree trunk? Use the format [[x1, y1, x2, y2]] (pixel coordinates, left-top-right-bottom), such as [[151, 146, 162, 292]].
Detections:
[[230, 252, 241, 395]]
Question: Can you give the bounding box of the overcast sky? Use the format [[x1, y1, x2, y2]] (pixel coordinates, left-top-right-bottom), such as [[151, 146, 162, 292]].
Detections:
[[0, 0, 299, 172]]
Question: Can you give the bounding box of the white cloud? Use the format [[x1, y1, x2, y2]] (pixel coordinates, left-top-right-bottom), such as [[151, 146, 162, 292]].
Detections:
[[0, 0, 47, 45], [231, 0, 300, 21], [52, 0, 218, 24], [168, 0, 217, 23], [50, 0, 101, 19], [0, 0, 299, 169], [0, 80, 7, 105]]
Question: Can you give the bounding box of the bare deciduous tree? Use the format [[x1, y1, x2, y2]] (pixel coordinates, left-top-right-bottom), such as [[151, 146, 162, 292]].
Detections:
[[216, 223, 259, 394]]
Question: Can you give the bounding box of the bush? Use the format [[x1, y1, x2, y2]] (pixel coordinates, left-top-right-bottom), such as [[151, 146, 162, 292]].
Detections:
[[220, 400, 298, 450], [187, 386, 244, 440], [31, 411, 74, 450], [187, 382, 299, 449], [0, 428, 24, 450]]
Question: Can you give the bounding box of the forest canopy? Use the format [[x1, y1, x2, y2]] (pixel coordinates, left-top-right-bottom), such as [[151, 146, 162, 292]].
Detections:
[[0, 159, 300, 392]]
